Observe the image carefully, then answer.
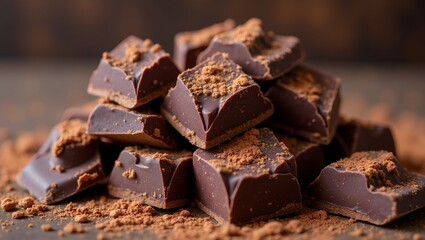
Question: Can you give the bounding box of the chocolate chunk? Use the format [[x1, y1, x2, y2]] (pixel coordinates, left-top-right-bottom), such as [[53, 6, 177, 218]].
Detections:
[[324, 117, 397, 164], [87, 36, 180, 109], [87, 102, 182, 149], [17, 120, 107, 204], [108, 146, 193, 209], [161, 52, 274, 149], [61, 101, 98, 121], [264, 65, 341, 144], [274, 132, 325, 190], [174, 19, 235, 70], [193, 128, 302, 224], [307, 151, 425, 225], [198, 18, 304, 80]]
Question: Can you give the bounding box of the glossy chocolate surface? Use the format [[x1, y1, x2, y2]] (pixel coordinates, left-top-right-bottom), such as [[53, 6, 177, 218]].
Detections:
[[87, 36, 180, 109], [193, 128, 302, 224], [265, 65, 341, 144], [307, 151, 425, 225], [161, 52, 274, 149], [174, 19, 235, 70], [108, 146, 193, 209], [17, 120, 107, 204], [87, 102, 182, 149], [198, 18, 304, 80], [274, 132, 325, 190], [324, 118, 397, 164]]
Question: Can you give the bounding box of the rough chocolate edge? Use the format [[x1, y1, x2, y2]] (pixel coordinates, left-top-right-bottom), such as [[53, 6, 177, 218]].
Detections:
[[108, 185, 191, 209], [161, 107, 274, 149]]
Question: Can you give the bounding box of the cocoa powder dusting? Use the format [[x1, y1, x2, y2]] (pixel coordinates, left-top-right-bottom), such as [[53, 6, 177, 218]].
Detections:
[[52, 120, 96, 157], [283, 69, 322, 103], [181, 53, 255, 99]]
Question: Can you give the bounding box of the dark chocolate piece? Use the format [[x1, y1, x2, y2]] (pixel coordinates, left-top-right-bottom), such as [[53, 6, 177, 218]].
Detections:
[[324, 117, 397, 164], [193, 128, 302, 225], [274, 132, 325, 190], [87, 36, 180, 109], [174, 19, 235, 71], [198, 18, 304, 80], [61, 101, 97, 121], [108, 146, 193, 209], [17, 120, 107, 204], [161, 52, 274, 149], [87, 102, 182, 149], [307, 151, 425, 225], [265, 65, 341, 144]]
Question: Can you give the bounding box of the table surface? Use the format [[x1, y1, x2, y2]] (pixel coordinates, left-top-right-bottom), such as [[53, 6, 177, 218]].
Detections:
[[0, 60, 425, 239]]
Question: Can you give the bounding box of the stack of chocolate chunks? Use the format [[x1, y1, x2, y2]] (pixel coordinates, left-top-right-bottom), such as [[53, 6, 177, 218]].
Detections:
[[18, 18, 425, 226]]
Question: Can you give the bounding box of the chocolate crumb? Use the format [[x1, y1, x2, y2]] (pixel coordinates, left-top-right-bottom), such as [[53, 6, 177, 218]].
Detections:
[[28, 223, 33, 228], [122, 168, 136, 179], [1, 197, 17, 211], [77, 172, 99, 187], [114, 160, 122, 167], [18, 197, 34, 208], [63, 222, 85, 234], [12, 210, 26, 219], [55, 164, 64, 173], [41, 224, 53, 231], [74, 214, 89, 223]]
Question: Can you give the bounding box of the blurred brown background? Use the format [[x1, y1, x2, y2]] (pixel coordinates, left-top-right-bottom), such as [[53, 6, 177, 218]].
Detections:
[[1, 0, 425, 63]]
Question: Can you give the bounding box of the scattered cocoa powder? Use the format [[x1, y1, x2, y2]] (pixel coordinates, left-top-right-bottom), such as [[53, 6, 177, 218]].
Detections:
[[181, 53, 255, 99], [74, 214, 89, 223], [280, 67, 322, 104], [122, 168, 136, 179]]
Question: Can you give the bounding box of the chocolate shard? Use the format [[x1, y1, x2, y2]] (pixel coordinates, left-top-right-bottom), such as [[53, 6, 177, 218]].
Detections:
[[108, 146, 193, 209], [161, 52, 274, 149], [264, 65, 341, 144], [87, 102, 182, 149], [174, 19, 235, 71], [87, 35, 180, 109], [17, 120, 107, 204], [198, 18, 304, 80], [324, 117, 397, 164], [307, 151, 425, 225], [274, 131, 325, 190], [193, 128, 302, 225]]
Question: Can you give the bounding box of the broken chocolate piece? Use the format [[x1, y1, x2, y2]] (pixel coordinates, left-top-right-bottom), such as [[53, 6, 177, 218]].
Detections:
[[265, 65, 341, 144], [193, 128, 302, 225], [161, 52, 274, 149], [274, 132, 325, 190], [108, 146, 193, 209], [307, 151, 425, 225], [61, 101, 98, 121], [198, 18, 304, 80], [324, 117, 397, 164], [87, 102, 182, 149], [87, 36, 180, 109], [17, 120, 107, 204], [174, 19, 235, 70]]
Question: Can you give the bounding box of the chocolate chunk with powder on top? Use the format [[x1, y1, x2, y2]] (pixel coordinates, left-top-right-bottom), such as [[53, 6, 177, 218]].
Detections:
[[108, 146, 193, 209], [17, 120, 107, 204], [87, 35, 180, 109], [264, 65, 341, 144], [193, 128, 302, 225], [198, 18, 304, 80], [274, 131, 325, 190], [87, 102, 183, 149], [174, 19, 235, 70], [161, 52, 274, 149], [307, 151, 425, 225], [323, 117, 397, 164]]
